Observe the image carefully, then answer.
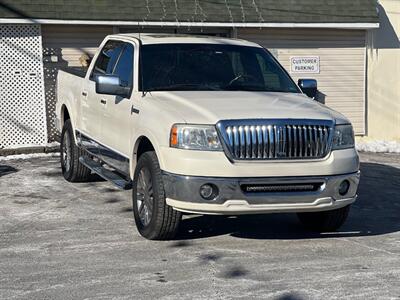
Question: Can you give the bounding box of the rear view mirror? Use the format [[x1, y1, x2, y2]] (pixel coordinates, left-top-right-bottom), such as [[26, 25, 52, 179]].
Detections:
[[95, 74, 130, 98], [298, 79, 317, 99]]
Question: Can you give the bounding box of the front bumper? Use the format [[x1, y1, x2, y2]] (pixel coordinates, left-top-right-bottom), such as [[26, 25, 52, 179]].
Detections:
[[163, 171, 360, 215]]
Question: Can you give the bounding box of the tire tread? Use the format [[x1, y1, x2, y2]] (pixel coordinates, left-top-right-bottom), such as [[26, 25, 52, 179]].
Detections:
[[61, 120, 91, 182], [133, 151, 181, 240]]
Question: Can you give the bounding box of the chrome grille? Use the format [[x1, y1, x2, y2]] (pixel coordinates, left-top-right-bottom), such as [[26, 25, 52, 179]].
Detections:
[[217, 119, 333, 160]]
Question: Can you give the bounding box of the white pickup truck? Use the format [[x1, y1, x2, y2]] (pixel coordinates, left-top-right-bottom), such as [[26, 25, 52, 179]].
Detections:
[[56, 34, 360, 240]]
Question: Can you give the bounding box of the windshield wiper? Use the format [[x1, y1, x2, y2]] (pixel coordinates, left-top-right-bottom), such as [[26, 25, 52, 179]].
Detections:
[[223, 84, 269, 91], [147, 83, 219, 91], [222, 84, 295, 92]]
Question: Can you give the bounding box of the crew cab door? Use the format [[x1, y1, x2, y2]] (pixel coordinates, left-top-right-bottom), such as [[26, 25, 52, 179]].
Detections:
[[100, 41, 137, 175], [80, 40, 124, 152]]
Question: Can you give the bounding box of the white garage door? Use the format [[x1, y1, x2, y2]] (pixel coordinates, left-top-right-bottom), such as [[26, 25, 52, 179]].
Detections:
[[0, 25, 47, 148], [238, 28, 366, 134]]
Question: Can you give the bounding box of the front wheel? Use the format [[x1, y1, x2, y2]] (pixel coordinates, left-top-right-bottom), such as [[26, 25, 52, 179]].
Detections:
[[297, 205, 351, 232], [132, 151, 181, 240]]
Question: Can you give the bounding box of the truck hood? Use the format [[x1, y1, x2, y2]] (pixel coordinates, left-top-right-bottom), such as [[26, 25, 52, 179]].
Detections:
[[150, 91, 350, 125]]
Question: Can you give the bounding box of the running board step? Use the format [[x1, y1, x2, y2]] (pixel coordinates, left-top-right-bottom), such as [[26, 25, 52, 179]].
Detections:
[[79, 156, 132, 190]]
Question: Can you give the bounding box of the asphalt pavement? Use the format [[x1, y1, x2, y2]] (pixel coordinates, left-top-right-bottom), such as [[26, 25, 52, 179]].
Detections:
[[0, 152, 399, 299]]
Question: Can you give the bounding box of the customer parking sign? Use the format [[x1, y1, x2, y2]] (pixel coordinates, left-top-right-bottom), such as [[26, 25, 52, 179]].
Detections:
[[290, 56, 320, 74]]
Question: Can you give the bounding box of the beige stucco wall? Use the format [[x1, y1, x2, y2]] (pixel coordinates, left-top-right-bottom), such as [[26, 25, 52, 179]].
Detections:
[[367, 0, 400, 141]]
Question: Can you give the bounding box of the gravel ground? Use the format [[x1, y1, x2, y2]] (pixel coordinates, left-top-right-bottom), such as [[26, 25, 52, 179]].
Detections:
[[0, 152, 399, 299]]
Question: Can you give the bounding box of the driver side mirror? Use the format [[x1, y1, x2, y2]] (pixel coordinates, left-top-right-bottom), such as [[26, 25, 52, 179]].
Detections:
[[298, 79, 317, 99], [95, 74, 130, 98]]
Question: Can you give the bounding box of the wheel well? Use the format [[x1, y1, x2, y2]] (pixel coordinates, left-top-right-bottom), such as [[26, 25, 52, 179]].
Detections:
[[62, 105, 70, 124], [136, 137, 154, 161]]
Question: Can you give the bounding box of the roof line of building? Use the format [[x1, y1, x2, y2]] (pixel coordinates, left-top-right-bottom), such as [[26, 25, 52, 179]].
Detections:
[[0, 18, 380, 29]]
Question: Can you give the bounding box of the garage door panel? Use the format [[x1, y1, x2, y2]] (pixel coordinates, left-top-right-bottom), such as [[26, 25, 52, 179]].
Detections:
[[276, 49, 365, 55], [258, 41, 365, 48], [239, 28, 366, 134]]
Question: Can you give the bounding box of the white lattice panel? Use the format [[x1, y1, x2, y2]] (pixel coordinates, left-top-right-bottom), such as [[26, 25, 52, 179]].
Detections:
[[0, 25, 47, 149]]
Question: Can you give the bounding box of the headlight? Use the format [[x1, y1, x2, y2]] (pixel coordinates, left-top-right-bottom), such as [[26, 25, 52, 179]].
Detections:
[[170, 124, 222, 151], [332, 125, 355, 150]]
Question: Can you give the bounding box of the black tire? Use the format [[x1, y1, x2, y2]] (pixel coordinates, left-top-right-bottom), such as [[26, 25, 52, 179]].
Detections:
[[60, 119, 91, 182], [132, 151, 181, 240], [297, 205, 351, 232]]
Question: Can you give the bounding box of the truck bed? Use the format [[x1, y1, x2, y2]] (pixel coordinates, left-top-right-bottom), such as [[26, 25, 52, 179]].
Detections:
[[56, 68, 88, 132], [60, 67, 87, 78]]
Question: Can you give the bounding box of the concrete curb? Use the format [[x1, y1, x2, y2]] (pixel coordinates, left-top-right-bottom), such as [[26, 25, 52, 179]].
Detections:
[[0, 145, 60, 157]]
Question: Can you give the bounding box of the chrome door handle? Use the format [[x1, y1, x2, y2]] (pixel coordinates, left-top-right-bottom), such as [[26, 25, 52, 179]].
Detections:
[[100, 99, 107, 104], [131, 105, 139, 114]]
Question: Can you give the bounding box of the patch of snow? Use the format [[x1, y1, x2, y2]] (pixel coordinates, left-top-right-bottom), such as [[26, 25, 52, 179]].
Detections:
[[1, 142, 60, 150], [356, 140, 400, 153], [46, 142, 60, 147], [0, 152, 60, 162]]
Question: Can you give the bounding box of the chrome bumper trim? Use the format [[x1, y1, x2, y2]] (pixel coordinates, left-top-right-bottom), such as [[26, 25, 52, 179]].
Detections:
[[166, 196, 357, 215], [162, 171, 360, 214]]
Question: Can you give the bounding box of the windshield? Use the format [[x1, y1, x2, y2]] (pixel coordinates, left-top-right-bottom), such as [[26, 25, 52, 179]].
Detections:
[[140, 43, 300, 93]]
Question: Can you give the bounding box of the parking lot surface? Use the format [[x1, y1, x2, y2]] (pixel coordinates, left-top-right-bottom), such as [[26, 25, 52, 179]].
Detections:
[[0, 152, 399, 299]]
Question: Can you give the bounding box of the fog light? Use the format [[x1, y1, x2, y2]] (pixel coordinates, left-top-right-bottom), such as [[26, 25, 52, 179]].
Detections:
[[199, 184, 218, 200], [338, 180, 350, 196]]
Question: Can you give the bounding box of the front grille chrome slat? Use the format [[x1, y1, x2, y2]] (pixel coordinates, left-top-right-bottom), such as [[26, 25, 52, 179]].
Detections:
[[226, 126, 233, 148], [303, 126, 308, 158], [233, 126, 239, 158], [218, 119, 333, 161], [268, 125, 274, 158], [250, 126, 257, 158], [287, 125, 292, 158], [274, 125, 278, 158], [324, 127, 330, 154], [298, 126, 303, 158], [244, 126, 251, 158], [256, 126, 263, 158], [293, 125, 298, 158], [262, 125, 268, 159], [239, 126, 245, 159], [312, 126, 317, 157], [318, 126, 323, 157], [282, 125, 287, 157]]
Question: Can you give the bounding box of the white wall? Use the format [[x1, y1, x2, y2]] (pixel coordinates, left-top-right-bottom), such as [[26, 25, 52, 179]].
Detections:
[[366, 0, 400, 140]]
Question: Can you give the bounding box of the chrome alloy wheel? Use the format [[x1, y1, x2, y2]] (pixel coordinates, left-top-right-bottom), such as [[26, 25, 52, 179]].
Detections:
[[62, 132, 71, 172], [136, 167, 154, 226]]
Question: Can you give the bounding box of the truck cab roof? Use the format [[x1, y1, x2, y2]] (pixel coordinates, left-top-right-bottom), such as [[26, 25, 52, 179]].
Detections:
[[106, 33, 262, 47]]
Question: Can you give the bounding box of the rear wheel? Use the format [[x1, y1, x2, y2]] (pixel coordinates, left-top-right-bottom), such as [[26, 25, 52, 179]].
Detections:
[[60, 119, 91, 182], [297, 205, 351, 232], [132, 151, 181, 240]]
